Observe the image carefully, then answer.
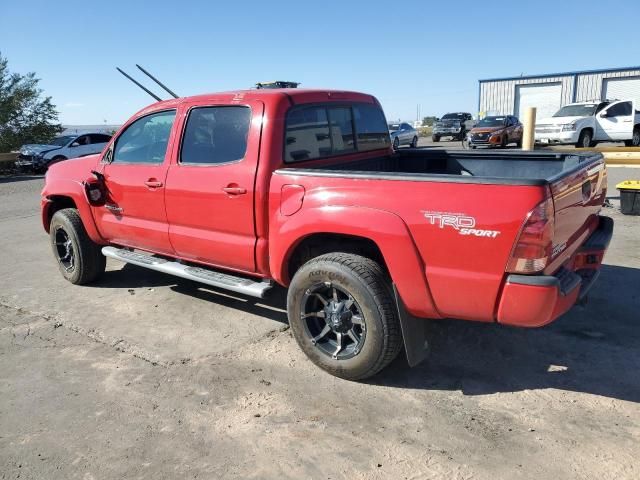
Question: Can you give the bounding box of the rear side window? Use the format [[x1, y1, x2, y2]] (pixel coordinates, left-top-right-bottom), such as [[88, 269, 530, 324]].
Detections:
[[284, 103, 388, 163], [181, 106, 251, 165]]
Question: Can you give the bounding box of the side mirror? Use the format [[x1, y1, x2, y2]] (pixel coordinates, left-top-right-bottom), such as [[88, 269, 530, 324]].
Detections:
[[71, 142, 80, 147], [600, 111, 609, 118]]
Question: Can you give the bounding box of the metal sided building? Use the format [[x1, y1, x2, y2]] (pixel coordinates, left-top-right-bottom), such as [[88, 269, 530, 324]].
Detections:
[[478, 66, 640, 119]]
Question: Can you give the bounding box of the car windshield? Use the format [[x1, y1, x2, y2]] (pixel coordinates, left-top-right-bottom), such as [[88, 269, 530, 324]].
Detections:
[[388, 124, 400, 131], [553, 104, 598, 117], [49, 135, 76, 146], [476, 117, 505, 127], [442, 114, 465, 120]]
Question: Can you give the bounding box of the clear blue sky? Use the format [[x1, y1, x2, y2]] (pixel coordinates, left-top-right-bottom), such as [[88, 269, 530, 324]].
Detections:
[[2, 0, 639, 125]]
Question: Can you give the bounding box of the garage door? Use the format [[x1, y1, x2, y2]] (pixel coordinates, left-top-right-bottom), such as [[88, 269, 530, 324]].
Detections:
[[603, 76, 640, 108], [515, 83, 562, 120]]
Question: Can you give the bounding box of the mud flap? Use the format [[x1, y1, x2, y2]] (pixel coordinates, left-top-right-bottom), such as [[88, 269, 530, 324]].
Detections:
[[393, 285, 429, 367]]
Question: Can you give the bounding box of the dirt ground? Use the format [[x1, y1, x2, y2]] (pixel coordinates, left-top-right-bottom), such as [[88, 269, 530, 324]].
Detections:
[[1, 166, 639, 479]]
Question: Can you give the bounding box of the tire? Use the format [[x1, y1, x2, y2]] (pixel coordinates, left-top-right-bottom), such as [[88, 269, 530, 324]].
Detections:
[[410, 136, 418, 148], [392, 137, 400, 150], [625, 128, 640, 147], [576, 129, 593, 148], [287, 253, 402, 380], [49, 208, 106, 285], [500, 135, 508, 148], [432, 135, 440, 142]]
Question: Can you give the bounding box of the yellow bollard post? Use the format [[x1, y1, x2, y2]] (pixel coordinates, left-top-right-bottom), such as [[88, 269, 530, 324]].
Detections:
[[521, 107, 536, 151]]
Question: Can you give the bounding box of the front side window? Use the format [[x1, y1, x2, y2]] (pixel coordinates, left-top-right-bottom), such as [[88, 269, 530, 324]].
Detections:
[[606, 102, 632, 117], [113, 110, 176, 164], [181, 106, 251, 164]]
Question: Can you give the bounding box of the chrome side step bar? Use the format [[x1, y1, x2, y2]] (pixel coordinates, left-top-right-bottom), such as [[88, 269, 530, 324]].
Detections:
[[102, 246, 273, 298]]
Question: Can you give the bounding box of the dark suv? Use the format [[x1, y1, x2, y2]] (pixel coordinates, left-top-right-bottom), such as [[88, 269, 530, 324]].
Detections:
[[432, 112, 474, 141]]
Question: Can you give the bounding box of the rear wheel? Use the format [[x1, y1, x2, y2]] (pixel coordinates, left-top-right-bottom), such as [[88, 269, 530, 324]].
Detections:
[[410, 136, 418, 148], [576, 129, 593, 148], [432, 135, 440, 142], [624, 128, 640, 147], [287, 253, 402, 380], [50, 208, 106, 285]]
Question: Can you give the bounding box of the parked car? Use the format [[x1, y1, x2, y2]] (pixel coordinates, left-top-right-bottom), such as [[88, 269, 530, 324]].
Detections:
[[41, 88, 612, 380], [16, 133, 112, 173], [535, 100, 640, 148], [432, 112, 474, 141], [388, 122, 418, 149], [468, 115, 523, 148]]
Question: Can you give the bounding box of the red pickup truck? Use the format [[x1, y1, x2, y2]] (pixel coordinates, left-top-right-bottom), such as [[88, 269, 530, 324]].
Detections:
[[41, 88, 613, 380]]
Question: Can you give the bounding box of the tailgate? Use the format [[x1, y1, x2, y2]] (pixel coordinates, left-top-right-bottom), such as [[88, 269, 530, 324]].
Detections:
[[546, 154, 607, 273]]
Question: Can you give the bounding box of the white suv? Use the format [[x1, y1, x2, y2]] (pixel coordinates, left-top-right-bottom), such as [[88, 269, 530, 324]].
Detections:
[[535, 100, 640, 148], [16, 133, 112, 173]]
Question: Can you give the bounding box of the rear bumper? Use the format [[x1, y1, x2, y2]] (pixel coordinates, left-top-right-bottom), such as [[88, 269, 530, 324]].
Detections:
[[496, 215, 613, 327]]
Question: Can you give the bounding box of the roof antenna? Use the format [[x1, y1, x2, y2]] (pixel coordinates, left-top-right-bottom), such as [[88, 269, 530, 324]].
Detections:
[[136, 64, 179, 99], [116, 67, 162, 102]]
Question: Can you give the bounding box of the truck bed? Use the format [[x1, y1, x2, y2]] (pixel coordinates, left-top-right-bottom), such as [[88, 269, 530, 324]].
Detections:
[[273, 148, 607, 323], [278, 149, 603, 186]]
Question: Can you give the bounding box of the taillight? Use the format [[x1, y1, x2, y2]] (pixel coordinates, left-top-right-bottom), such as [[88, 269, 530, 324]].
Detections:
[[506, 197, 555, 273]]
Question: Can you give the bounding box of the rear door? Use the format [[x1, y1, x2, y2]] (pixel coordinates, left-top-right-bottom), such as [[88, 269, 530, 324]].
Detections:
[[596, 101, 634, 140], [93, 109, 177, 254], [164, 100, 263, 272]]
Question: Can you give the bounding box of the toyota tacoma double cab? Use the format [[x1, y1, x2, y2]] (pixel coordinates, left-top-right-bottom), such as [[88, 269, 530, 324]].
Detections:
[[535, 100, 640, 147], [41, 88, 613, 380]]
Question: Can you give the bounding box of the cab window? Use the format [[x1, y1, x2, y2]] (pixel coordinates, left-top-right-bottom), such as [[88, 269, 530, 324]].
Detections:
[[606, 102, 632, 117], [180, 106, 251, 165], [112, 110, 176, 164]]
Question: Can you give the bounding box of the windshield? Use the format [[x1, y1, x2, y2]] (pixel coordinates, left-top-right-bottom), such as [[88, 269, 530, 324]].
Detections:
[[553, 104, 599, 117], [388, 124, 400, 131], [442, 113, 465, 120], [476, 116, 505, 127], [49, 135, 76, 146]]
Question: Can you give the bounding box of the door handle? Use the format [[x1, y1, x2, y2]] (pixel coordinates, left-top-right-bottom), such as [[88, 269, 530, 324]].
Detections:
[[144, 179, 163, 188], [222, 186, 247, 195]]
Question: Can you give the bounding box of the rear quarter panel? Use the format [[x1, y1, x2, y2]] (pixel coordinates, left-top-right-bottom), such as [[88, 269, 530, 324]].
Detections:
[[270, 172, 546, 321]]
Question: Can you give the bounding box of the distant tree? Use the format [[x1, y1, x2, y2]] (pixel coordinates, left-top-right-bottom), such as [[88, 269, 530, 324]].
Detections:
[[0, 52, 62, 152], [422, 116, 437, 127]]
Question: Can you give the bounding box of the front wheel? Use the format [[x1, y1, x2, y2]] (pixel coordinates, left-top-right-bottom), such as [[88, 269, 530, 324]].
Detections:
[[410, 136, 418, 148], [287, 253, 402, 380], [50, 208, 106, 285], [392, 137, 400, 150], [576, 129, 593, 148], [432, 135, 440, 142]]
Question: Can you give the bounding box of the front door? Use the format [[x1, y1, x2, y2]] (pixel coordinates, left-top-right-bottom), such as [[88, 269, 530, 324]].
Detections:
[[596, 101, 634, 140], [164, 101, 263, 272], [93, 109, 177, 254]]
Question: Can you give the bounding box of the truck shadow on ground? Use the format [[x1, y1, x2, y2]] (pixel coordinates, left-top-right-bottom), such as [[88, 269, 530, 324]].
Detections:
[[373, 264, 640, 403], [96, 264, 289, 324], [98, 263, 639, 403]]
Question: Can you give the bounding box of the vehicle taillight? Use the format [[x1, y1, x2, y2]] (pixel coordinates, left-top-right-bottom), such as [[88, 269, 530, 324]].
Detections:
[[506, 197, 555, 274]]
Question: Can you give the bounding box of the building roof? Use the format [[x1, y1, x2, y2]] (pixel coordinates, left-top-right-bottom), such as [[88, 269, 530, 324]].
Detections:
[[479, 66, 640, 83]]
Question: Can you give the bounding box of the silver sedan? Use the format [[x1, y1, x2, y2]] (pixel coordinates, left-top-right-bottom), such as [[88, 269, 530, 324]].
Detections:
[[388, 122, 419, 149]]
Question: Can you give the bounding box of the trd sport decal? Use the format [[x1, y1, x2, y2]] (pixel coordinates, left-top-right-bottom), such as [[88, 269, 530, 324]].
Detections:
[[422, 211, 501, 238]]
